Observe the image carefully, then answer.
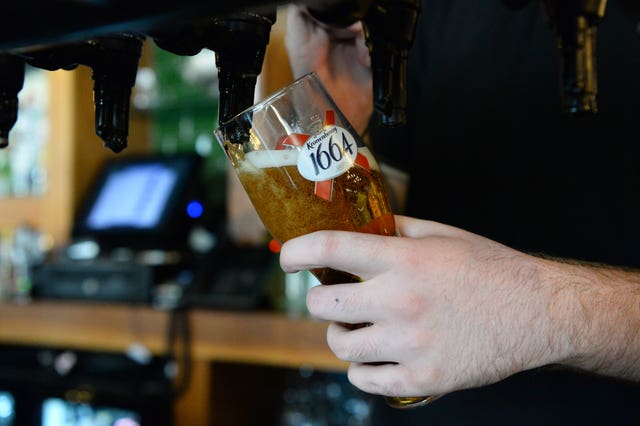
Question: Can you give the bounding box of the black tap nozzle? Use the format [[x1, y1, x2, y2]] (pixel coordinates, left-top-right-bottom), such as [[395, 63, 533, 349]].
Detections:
[[541, 0, 607, 117], [213, 12, 276, 124], [362, 0, 420, 127], [307, 0, 420, 127], [151, 11, 275, 127], [0, 54, 25, 148], [21, 32, 144, 152], [89, 34, 145, 153]]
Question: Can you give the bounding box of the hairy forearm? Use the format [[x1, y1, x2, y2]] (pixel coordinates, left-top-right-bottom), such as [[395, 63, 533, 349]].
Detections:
[[539, 257, 640, 380]]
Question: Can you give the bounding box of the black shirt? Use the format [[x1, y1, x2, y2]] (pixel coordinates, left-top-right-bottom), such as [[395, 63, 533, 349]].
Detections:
[[374, 0, 640, 265], [370, 0, 640, 424]]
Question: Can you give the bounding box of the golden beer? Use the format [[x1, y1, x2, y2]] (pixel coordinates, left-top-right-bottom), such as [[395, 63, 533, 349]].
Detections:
[[231, 146, 395, 285], [216, 72, 434, 409], [230, 146, 432, 408]]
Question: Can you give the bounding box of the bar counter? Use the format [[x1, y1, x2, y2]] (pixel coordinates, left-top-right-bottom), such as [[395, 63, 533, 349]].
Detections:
[[0, 301, 347, 425]]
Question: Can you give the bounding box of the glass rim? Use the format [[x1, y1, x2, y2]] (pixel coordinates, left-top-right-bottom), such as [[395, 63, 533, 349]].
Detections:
[[215, 71, 321, 130]]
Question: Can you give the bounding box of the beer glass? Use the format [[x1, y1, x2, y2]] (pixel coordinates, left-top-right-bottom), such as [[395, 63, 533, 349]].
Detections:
[[215, 72, 434, 409]]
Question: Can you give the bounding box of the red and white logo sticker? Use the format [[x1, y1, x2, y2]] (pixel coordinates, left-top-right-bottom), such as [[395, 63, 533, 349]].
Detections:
[[272, 110, 371, 201], [297, 125, 358, 182]]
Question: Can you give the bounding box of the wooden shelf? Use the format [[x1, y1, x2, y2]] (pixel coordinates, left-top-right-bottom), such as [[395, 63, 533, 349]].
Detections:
[[0, 300, 345, 372], [0, 301, 347, 425]]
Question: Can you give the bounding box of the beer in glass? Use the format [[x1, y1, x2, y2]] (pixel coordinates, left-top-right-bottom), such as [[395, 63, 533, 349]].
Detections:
[[215, 72, 433, 408]]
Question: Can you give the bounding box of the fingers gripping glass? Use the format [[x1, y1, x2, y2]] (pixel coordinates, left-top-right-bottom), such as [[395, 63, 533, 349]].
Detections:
[[215, 72, 437, 409]]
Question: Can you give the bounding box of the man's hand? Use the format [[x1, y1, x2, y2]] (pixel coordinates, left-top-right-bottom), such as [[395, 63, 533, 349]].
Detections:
[[280, 215, 640, 397], [285, 5, 373, 134]]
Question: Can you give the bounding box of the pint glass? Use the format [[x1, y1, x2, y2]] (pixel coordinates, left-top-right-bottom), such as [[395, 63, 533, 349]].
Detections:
[[215, 72, 433, 409]]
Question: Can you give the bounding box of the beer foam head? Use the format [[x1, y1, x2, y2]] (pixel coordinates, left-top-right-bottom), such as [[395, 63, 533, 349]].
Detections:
[[243, 149, 299, 170]]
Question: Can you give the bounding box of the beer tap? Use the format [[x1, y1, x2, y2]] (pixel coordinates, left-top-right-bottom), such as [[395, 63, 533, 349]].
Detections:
[[151, 11, 276, 125], [501, 0, 607, 116], [541, 0, 607, 117], [308, 0, 421, 127], [90, 34, 146, 153], [363, 0, 421, 126], [0, 54, 25, 148], [19, 32, 145, 153], [214, 13, 277, 124], [0, 0, 415, 155]]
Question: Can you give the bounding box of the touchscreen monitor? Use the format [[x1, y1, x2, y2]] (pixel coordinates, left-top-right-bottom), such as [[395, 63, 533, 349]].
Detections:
[[72, 154, 202, 251]]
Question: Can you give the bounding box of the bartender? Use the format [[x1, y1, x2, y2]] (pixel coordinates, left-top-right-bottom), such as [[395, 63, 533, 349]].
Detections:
[[281, 0, 640, 424]]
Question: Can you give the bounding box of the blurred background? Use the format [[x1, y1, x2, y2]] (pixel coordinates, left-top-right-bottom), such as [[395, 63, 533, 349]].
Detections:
[[2, 0, 640, 425], [0, 7, 368, 425]]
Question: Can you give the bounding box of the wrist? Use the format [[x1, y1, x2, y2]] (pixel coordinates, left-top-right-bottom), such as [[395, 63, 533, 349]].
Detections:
[[538, 258, 640, 379]]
